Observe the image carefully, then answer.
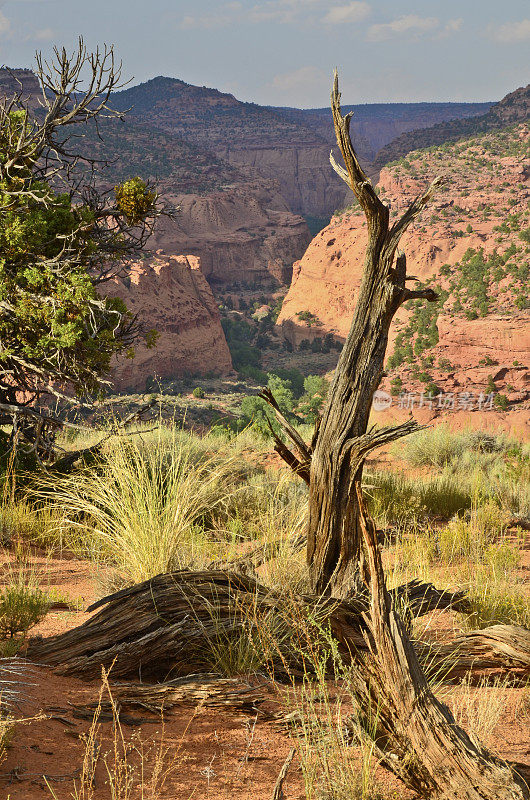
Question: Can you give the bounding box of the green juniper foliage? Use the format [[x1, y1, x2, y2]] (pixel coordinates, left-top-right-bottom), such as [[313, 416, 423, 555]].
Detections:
[[0, 42, 162, 458]]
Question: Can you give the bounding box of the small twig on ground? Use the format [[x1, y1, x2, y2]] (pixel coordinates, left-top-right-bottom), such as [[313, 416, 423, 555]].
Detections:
[[270, 747, 296, 800]]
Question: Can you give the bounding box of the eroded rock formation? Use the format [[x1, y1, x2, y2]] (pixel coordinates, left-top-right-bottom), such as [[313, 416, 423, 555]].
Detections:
[[278, 123, 530, 405], [153, 182, 311, 286], [106, 254, 233, 391]]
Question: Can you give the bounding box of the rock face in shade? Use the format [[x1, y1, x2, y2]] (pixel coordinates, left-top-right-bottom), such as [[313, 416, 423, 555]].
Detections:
[[278, 123, 530, 405], [106, 255, 233, 391], [152, 183, 312, 286], [0, 69, 312, 288]]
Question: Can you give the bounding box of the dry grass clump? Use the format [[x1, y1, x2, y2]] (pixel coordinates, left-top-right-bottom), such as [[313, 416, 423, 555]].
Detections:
[[463, 574, 530, 629], [365, 469, 473, 525], [441, 675, 512, 748], [438, 500, 508, 563], [396, 426, 512, 469], [34, 429, 240, 584]]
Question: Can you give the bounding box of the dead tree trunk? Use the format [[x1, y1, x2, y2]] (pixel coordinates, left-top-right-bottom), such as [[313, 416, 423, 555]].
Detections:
[[266, 73, 440, 598], [262, 73, 530, 799]]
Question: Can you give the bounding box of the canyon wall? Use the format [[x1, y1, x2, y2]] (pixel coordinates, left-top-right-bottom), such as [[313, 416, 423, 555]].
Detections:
[[217, 143, 348, 218], [278, 123, 530, 407], [106, 255, 233, 391], [152, 182, 311, 286]]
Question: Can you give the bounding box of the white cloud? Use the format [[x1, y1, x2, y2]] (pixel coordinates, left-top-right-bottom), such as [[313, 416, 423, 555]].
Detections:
[[180, 11, 232, 30], [367, 14, 439, 42], [180, 0, 328, 29], [445, 18, 462, 34], [322, 2, 370, 25], [489, 19, 530, 43], [271, 65, 326, 92], [436, 18, 463, 39], [31, 26, 54, 40]]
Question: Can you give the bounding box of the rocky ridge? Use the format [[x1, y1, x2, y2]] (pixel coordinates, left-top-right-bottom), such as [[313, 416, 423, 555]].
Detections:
[[277, 101, 492, 163], [112, 76, 492, 217], [0, 67, 311, 289], [375, 84, 530, 168], [278, 123, 530, 409]]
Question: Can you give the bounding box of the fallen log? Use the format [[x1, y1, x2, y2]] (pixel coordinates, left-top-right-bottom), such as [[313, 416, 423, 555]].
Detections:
[[419, 624, 530, 684], [25, 570, 364, 680], [74, 673, 278, 724], [26, 570, 525, 688]]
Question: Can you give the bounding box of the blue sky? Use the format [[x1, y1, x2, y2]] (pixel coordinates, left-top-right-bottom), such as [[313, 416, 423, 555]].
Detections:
[[1, 0, 529, 107]]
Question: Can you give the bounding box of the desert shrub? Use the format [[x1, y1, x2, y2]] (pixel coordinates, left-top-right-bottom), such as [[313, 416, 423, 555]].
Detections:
[[366, 470, 472, 525], [272, 367, 305, 398], [192, 386, 205, 398], [221, 317, 262, 370], [239, 374, 295, 437], [297, 375, 328, 423], [463, 578, 529, 629], [0, 501, 45, 546], [0, 580, 50, 638], [397, 426, 467, 467]]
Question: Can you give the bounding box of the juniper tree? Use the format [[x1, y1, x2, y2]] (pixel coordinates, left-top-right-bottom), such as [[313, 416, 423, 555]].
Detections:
[[0, 40, 163, 460]]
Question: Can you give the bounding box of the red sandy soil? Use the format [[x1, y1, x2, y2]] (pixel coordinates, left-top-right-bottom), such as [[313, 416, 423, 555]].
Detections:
[[0, 543, 528, 800]]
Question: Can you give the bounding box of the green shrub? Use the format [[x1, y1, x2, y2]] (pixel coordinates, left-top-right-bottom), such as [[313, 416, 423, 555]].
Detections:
[[297, 375, 328, 423], [239, 375, 295, 437], [493, 394, 509, 411], [0, 583, 50, 638], [463, 579, 529, 629], [192, 386, 205, 399]]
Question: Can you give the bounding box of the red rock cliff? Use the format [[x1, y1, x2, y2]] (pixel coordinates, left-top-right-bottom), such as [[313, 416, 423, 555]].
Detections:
[[106, 255, 233, 391], [278, 123, 529, 405]]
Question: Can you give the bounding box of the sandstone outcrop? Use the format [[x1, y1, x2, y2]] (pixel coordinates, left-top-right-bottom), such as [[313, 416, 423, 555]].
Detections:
[[278, 123, 529, 405], [106, 255, 233, 391]]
